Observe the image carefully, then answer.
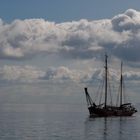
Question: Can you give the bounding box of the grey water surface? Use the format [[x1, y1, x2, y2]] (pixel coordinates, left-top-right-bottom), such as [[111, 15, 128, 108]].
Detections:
[[0, 83, 139, 140], [0, 103, 139, 140]]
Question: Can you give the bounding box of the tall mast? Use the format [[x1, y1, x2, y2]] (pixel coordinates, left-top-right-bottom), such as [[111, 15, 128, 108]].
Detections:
[[120, 62, 123, 106], [104, 54, 108, 108]]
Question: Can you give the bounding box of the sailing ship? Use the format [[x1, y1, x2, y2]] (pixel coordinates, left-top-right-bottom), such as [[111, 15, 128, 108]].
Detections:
[[85, 55, 137, 117]]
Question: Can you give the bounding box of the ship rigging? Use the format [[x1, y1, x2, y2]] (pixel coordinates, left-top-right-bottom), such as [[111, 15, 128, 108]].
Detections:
[[85, 55, 137, 117]]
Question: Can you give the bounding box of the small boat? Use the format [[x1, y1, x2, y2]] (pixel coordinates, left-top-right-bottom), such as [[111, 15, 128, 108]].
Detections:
[[85, 55, 137, 117]]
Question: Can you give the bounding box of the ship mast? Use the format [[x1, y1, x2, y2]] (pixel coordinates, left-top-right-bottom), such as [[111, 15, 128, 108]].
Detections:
[[104, 54, 108, 108], [120, 62, 123, 106]]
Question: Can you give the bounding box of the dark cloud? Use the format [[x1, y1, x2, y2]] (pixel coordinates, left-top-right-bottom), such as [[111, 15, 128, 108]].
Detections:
[[113, 37, 140, 61]]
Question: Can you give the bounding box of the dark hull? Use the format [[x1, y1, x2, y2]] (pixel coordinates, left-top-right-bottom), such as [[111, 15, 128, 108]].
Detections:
[[88, 106, 137, 117]]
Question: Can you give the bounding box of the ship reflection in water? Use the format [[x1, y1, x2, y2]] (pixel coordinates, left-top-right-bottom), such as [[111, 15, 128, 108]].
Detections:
[[84, 116, 139, 140]]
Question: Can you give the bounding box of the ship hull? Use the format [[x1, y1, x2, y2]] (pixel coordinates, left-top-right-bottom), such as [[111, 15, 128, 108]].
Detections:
[[88, 106, 136, 117]]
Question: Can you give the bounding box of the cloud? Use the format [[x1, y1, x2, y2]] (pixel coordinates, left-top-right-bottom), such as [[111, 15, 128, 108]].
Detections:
[[0, 65, 88, 83], [88, 69, 140, 83], [0, 19, 61, 59], [112, 9, 140, 32], [0, 9, 140, 62], [41, 66, 140, 83], [42, 66, 86, 82], [0, 65, 139, 83], [123, 71, 140, 81], [0, 65, 45, 82]]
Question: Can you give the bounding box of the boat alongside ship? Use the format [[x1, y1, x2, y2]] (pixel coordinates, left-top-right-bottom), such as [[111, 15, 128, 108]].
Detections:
[[85, 55, 137, 117]]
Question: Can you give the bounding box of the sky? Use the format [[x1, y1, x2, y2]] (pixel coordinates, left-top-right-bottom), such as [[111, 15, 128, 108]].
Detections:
[[0, 0, 140, 22], [0, 0, 140, 104]]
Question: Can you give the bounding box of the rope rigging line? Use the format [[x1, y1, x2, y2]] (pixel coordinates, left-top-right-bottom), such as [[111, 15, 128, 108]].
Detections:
[[108, 71, 113, 106], [94, 79, 102, 102], [99, 75, 105, 105], [116, 83, 120, 106]]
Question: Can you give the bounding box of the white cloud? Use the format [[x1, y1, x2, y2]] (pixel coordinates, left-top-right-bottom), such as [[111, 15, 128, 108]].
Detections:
[[0, 9, 140, 61], [123, 71, 140, 80], [0, 65, 139, 83], [0, 65, 45, 82], [112, 9, 140, 32], [0, 65, 88, 83], [42, 66, 86, 82], [42, 66, 140, 83]]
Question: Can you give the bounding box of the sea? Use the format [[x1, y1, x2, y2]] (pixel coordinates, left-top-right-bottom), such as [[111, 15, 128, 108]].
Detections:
[[0, 82, 139, 140]]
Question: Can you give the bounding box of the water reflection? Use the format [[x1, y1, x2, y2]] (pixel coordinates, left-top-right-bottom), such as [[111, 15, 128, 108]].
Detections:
[[103, 117, 107, 140], [84, 116, 138, 140]]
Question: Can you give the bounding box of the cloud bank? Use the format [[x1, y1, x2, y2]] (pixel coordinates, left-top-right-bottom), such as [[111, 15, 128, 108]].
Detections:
[[0, 9, 140, 83], [0, 65, 139, 83], [0, 9, 140, 61]]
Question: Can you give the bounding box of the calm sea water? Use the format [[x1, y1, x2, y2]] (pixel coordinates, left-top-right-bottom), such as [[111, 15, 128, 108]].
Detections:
[[0, 103, 139, 140], [0, 83, 139, 140]]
